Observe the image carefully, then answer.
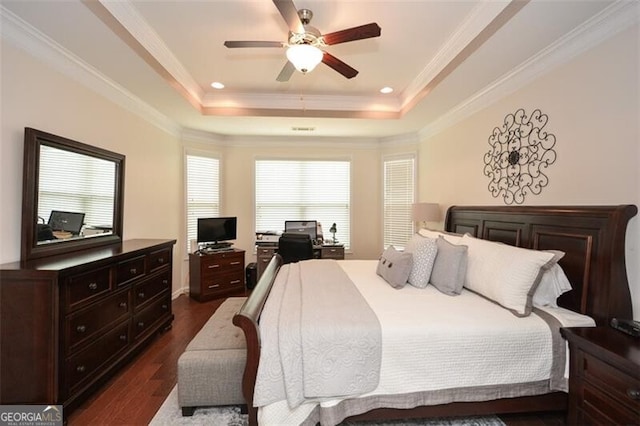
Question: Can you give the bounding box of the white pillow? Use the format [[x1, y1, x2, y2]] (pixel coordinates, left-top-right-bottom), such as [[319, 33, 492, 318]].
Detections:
[[533, 263, 573, 308], [461, 234, 561, 317], [418, 228, 463, 245], [404, 234, 438, 288]]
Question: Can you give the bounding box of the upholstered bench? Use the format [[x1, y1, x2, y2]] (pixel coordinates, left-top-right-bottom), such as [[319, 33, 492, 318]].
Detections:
[[178, 296, 247, 416]]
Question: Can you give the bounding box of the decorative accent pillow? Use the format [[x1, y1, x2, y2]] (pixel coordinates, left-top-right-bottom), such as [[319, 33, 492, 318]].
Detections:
[[404, 234, 438, 288], [376, 245, 413, 289], [418, 228, 463, 245], [461, 234, 561, 317], [430, 236, 468, 295], [533, 263, 573, 308]]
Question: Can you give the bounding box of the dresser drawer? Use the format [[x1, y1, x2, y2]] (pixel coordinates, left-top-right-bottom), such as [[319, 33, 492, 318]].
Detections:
[[133, 293, 171, 339], [202, 270, 244, 296], [66, 289, 131, 352], [582, 352, 640, 414], [200, 253, 243, 277], [133, 270, 171, 310], [65, 320, 130, 394], [116, 255, 146, 286], [65, 266, 111, 311], [321, 246, 344, 260], [148, 248, 171, 272]]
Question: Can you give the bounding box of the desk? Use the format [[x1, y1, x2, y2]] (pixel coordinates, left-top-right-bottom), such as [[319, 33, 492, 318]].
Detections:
[[255, 244, 344, 279]]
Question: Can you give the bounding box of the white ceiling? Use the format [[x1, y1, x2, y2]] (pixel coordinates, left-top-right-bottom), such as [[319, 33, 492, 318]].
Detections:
[[1, 0, 631, 140]]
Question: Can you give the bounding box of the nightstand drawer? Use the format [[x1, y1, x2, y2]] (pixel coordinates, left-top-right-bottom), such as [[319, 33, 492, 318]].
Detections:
[[583, 352, 640, 414], [582, 384, 639, 425]]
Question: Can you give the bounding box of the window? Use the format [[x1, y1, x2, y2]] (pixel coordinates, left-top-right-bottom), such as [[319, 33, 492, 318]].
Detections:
[[255, 160, 350, 248], [38, 145, 115, 230], [186, 154, 220, 251], [383, 154, 415, 249]]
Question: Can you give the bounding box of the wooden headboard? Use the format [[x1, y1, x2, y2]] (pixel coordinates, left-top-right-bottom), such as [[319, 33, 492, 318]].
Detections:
[[445, 205, 637, 326]]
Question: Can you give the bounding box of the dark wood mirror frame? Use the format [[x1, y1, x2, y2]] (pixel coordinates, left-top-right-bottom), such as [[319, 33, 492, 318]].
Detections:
[[21, 128, 125, 261]]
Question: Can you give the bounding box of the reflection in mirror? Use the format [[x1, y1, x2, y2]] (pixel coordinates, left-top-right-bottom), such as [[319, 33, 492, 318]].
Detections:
[[21, 128, 125, 261], [37, 145, 116, 245]]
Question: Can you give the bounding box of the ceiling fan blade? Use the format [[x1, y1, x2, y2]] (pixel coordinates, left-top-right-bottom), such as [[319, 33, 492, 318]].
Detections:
[[322, 52, 358, 79], [276, 61, 295, 82], [273, 0, 304, 34], [224, 41, 284, 48], [322, 23, 381, 45]]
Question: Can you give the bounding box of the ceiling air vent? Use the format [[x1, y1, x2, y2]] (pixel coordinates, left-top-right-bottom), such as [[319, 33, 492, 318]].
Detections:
[[291, 126, 316, 132]]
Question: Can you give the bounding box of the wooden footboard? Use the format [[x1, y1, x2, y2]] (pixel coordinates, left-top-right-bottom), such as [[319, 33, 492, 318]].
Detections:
[[233, 254, 282, 426]]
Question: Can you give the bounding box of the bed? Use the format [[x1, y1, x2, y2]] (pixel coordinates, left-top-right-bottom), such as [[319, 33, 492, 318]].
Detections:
[[234, 205, 637, 425]]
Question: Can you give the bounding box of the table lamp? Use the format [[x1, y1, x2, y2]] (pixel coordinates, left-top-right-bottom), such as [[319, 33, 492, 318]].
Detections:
[[411, 202, 441, 230]]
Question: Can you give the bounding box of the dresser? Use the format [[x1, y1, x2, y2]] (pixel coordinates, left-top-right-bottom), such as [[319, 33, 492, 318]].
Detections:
[[189, 249, 245, 301], [256, 244, 344, 278], [0, 239, 176, 413], [561, 327, 640, 425]]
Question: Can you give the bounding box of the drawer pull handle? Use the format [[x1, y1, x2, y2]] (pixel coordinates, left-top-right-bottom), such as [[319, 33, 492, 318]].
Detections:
[[76, 325, 86, 333], [230, 261, 241, 265], [208, 284, 220, 289], [208, 265, 220, 269], [119, 334, 127, 341], [137, 321, 145, 328], [158, 257, 164, 263], [162, 279, 168, 285], [138, 292, 145, 299], [130, 268, 137, 275], [88, 282, 98, 290], [162, 304, 168, 310], [119, 302, 127, 309], [628, 389, 640, 400], [230, 280, 241, 284], [76, 365, 86, 373]]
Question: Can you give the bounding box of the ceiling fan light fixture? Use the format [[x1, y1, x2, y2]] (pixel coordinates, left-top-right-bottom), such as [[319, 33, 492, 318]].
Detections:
[[286, 44, 323, 74]]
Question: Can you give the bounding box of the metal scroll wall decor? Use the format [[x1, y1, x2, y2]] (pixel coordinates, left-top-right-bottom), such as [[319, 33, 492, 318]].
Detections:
[[483, 108, 557, 205]]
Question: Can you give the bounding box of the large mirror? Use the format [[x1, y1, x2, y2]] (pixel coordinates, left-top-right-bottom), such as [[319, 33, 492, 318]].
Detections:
[[21, 128, 125, 261]]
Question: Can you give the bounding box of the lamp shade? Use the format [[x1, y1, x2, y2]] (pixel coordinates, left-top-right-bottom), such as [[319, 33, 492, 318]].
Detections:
[[286, 44, 323, 73], [411, 202, 441, 222]]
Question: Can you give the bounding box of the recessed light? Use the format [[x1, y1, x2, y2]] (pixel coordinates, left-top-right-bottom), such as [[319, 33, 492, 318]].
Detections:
[[211, 82, 225, 89], [380, 86, 393, 94]]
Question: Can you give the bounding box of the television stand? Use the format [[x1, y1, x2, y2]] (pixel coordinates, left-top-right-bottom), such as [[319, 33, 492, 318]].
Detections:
[[203, 242, 232, 250], [189, 248, 245, 301]]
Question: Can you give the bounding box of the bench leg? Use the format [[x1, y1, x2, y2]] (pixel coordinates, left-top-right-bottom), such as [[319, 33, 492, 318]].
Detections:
[[181, 407, 196, 417]]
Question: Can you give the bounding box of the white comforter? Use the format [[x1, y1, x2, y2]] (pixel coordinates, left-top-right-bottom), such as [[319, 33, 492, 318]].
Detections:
[[258, 260, 594, 425]]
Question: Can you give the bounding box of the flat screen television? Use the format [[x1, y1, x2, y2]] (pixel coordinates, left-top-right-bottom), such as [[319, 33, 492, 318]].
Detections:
[[197, 217, 237, 245]]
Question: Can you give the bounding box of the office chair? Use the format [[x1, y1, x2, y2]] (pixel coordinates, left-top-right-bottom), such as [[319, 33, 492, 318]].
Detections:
[[278, 232, 314, 264]]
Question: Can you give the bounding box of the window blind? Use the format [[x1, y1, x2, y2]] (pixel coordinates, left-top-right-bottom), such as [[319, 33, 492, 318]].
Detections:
[[38, 145, 115, 229], [186, 154, 220, 250], [383, 155, 415, 249], [255, 160, 350, 248]]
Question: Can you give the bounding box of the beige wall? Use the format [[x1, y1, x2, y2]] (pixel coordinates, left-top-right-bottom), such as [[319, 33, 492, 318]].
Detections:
[[2, 22, 638, 319], [0, 41, 185, 296], [418, 25, 640, 319]]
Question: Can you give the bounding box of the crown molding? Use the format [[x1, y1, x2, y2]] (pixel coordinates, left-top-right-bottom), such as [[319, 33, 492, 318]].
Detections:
[[401, 0, 512, 108], [95, 0, 204, 104], [0, 6, 182, 138], [418, 0, 639, 141]]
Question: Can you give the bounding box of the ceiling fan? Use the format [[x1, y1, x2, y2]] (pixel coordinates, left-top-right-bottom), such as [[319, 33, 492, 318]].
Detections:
[[224, 0, 381, 82]]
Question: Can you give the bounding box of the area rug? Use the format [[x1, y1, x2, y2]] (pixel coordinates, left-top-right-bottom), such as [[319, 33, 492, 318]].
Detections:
[[149, 387, 506, 426]]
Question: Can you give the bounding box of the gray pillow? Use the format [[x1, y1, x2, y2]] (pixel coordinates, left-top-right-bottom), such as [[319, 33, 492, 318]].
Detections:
[[376, 245, 413, 289], [430, 236, 468, 295]]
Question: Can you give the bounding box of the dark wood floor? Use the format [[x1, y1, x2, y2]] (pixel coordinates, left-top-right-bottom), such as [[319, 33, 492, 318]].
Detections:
[[67, 293, 566, 425]]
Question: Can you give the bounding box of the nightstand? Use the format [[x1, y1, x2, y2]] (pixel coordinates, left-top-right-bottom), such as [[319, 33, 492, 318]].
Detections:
[[561, 326, 640, 425]]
